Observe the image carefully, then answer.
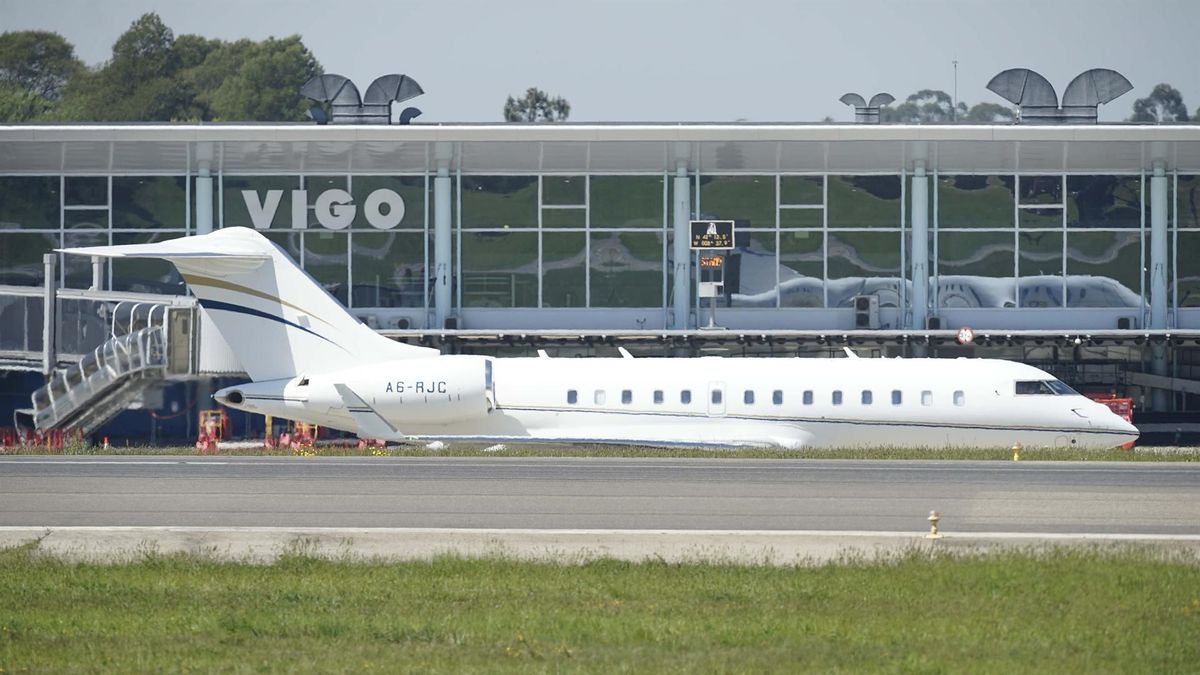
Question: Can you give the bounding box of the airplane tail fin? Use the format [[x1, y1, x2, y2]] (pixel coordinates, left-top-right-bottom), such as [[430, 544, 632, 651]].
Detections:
[[59, 227, 437, 381]]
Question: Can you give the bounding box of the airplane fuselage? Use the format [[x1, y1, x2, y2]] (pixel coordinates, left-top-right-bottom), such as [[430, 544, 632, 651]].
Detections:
[[216, 355, 1139, 450]]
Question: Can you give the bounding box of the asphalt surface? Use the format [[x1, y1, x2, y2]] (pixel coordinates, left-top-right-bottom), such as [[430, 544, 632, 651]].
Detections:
[[2, 456, 1198, 535]]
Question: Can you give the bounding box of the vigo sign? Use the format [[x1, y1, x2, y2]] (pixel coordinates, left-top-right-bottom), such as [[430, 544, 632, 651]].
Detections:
[[241, 188, 406, 230]]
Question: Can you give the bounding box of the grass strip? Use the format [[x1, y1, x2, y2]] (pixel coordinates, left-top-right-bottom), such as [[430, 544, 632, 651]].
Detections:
[[0, 546, 1197, 673]]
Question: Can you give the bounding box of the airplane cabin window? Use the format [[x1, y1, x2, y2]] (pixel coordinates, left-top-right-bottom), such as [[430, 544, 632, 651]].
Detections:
[[832, 390, 843, 405], [954, 390, 965, 406], [921, 390, 933, 406], [744, 390, 755, 405], [712, 389, 723, 404], [772, 390, 783, 405], [653, 390, 664, 404], [567, 389, 577, 404], [803, 390, 813, 405], [621, 389, 632, 404], [681, 390, 692, 404], [595, 390, 606, 405], [891, 390, 902, 405], [861, 390, 873, 405]]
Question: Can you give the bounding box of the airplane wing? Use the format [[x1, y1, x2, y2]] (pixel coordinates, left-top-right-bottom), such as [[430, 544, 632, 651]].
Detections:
[[333, 383, 400, 440]]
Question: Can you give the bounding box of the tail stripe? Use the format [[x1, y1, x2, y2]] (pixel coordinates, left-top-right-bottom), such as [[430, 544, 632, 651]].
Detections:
[[198, 299, 346, 350], [182, 273, 336, 328]]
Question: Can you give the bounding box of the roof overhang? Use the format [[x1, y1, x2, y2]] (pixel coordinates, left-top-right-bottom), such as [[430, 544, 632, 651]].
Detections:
[[1, 123, 1198, 174]]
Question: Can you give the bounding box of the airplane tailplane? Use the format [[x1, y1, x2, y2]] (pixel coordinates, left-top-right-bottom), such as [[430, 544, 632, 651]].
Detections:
[[59, 227, 437, 380]]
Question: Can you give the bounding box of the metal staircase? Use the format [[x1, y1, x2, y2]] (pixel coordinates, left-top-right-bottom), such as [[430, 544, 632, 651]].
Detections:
[[26, 324, 168, 437]]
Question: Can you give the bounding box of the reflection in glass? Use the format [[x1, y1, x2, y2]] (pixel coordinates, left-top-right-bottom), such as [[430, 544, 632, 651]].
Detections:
[[304, 175, 346, 208], [827, 176, 901, 228], [779, 176, 823, 205], [1177, 231, 1200, 307], [65, 210, 107, 229], [0, 177, 59, 229], [351, 231, 425, 308], [937, 175, 1015, 228], [351, 175, 425, 229], [461, 176, 537, 229], [262, 232, 303, 266], [776, 231, 823, 308], [827, 231, 902, 308], [778, 207, 822, 228], [462, 231, 537, 307], [698, 175, 774, 228], [223, 176, 299, 229], [62, 230, 108, 289], [0, 232, 59, 286], [113, 177, 186, 229], [542, 232, 586, 307], [542, 208, 586, 229], [1018, 208, 1062, 229], [65, 176, 107, 206], [589, 232, 663, 307], [937, 231, 1015, 308], [1064, 231, 1141, 307], [1179, 175, 1200, 229], [729, 232, 781, 308], [542, 176, 585, 205], [1018, 231, 1063, 307], [303, 231, 349, 305], [1067, 176, 1140, 229], [111, 232, 185, 293], [1018, 175, 1062, 205], [590, 176, 664, 228]]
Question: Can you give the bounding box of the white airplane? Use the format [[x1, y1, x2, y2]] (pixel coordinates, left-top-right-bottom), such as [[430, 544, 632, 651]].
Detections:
[[61, 227, 1139, 450]]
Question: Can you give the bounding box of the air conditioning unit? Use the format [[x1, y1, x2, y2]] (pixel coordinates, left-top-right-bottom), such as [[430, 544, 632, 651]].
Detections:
[[1116, 316, 1137, 330], [387, 316, 411, 330], [925, 316, 943, 330], [853, 295, 880, 329]]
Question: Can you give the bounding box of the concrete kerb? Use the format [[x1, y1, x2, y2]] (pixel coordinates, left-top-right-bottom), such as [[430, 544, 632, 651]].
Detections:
[[2, 527, 1199, 565]]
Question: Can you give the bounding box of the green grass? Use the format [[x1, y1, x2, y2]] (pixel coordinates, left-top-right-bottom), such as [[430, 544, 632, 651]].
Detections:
[[1, 546, 1197, 673], [8, 442, 1197, 461]]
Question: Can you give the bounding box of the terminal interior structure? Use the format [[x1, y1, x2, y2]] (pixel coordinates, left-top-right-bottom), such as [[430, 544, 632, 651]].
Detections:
[[1, 120, 1199, 440]]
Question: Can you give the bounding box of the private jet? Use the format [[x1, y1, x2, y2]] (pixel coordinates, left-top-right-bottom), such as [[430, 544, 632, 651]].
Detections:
[[61, 228, 1139, 450]]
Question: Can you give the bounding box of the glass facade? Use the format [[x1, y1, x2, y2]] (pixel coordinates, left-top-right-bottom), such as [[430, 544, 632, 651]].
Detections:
[[0, 166, 1194, 323]]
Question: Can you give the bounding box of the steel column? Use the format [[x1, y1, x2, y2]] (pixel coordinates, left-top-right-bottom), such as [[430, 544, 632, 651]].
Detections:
[[910, 161, 929, 330], [672, 163, 691, 329], [433, 145, 453, 330]]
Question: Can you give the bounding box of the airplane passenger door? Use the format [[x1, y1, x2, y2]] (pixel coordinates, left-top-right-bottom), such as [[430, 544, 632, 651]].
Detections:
[[707, 382, 726, 417]]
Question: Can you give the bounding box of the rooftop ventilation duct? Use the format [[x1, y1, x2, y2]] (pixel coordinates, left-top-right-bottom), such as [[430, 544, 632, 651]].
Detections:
[[839, 93, 894, 124], [301, 73, 425, 125], [986, 68, 1131, 124]]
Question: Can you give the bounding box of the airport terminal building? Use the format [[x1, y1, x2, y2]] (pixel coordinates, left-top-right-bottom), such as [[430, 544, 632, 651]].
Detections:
[[1, 121, 1199, 436]]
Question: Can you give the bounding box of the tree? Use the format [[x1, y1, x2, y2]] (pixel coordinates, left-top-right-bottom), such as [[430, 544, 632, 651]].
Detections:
[[880, 89, 966, 124], [1129, 84, 1189, 123], [504, 87, 570, 122], [0, 30, 82, 120], [963, 102, 1015, 123], [192, 37, 320, 121]]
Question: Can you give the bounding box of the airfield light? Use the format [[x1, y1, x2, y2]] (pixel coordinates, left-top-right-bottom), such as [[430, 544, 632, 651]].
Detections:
[[926, 511, 942, 539]]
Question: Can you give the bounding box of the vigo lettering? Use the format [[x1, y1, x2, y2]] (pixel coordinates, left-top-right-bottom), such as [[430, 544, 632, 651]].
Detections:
[[241, 187, 406, 230]]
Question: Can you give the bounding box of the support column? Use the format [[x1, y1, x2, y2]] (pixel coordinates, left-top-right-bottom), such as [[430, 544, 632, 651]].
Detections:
[[90, 256, 104, 291], [671, 161, 691, 329], [433, 144, 453, 331], [910, 160, 929, 331], [195, 162, 214, 235], [1149, 161, 1169, 410], [42, 253, 57, 377]]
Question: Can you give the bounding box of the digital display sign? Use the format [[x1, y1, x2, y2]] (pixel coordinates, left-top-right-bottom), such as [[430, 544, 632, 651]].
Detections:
[[690, 220, 735, 249], [699, 255, 724, 269]]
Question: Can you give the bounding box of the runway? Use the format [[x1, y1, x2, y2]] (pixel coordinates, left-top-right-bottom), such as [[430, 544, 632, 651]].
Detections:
[[2, 455, 1198, 534]]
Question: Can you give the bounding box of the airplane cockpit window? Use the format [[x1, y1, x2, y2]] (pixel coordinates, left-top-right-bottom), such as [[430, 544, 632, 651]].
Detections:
[[1016, 380, 1079, 396]]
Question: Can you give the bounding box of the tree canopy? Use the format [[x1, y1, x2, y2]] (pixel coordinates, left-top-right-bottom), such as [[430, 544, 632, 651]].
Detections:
[[876, 89, 1015, 124], [503, 87, 570, 122], [0, 13, 321, 122], [1128, 83, 1190, 123]]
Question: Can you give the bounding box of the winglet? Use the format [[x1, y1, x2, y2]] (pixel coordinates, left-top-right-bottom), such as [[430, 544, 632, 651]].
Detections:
[[333, 383, 399, 440]]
